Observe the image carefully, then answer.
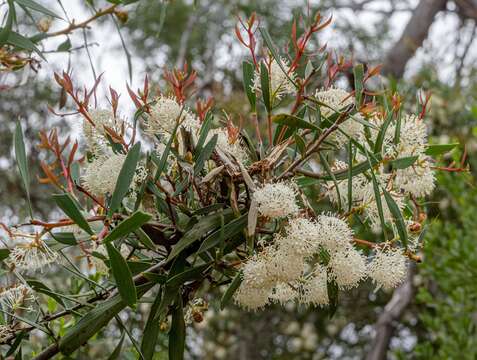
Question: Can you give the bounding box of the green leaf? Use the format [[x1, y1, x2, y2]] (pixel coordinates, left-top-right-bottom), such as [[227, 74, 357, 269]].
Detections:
[[109, 142, 141, 216], [374, 111, 393, 153], [0, 0, 14, 47], [56, 38, 71, 52], [141, 292, 162, 359], [194, 134, 218, 176], [0, 248, 11, 262], [242, 61, 256, 111], [353, 64, 364, 106], [258, 26, 296, 89], [134, 228, 156, 251], [321, 153, 383, 181], [154, 127, 177, 181], [59, 283, 153, 355], [347, 140, 353, 212], [365, 150, 386, 235], [6, 30, 45, 59], [14, 121, 32, 218], [319, 154, 342, 212], [383, 190, 408, 248], [166, 209, 235, 263], [390, 156, 419, 169], [194, 112, 214, 158], [169, 295, 185, 360], [327, 279, 339, 318], [26, 279, 66, 307], [425, 143, 458, 156], [52, 193, 93, 235], [107, 331, 125, 360], [106, 243, 137, 308], [103, 211, 152, 243], [260, 61, 271, 112], [294, 134, 306, 157], [197, 213, 248, 254], [220, 271, 242, 310], [273, 113, 319, 131], [166, 262, 213, 288], [51, 232, 77, 245], [14, 0, 61, 18]]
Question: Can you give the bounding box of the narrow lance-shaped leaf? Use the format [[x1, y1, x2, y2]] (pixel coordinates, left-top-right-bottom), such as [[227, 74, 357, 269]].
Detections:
[[169, 295, 186, 360], [14, 0, 62, 18], [365, 149, 387, 239], [102, 211, 152, 243], [258, 26, 297, 88], [0, 0, 14, 47], [242, 61, 256, 111], [390, 156, 418, 170], [14, 121, 32, 218], [273, 113, 320, 131], [154, 125, 178, 181], [220, 271, 242, 310], [166, 209, 235, 262], [425, 143, 459, 156], [353, 64, 364, 107], [347, 140, 353, 212], [260, 61, 272, 113], [59, 283, 154, 355], [141, 291, 162, 360], [319, 154, 342, 212], [52, 193, 93, 235], [106, 243, 137, 308], [194, 134, 218, 176], [383, 189, 408, 248], [109, 142, 141, 216]]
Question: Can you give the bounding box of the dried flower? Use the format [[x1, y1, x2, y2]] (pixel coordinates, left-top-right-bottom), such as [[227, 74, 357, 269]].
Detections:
[[208, 128, 249, 164]]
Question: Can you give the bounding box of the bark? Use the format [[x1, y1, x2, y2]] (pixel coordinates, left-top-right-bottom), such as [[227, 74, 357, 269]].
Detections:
[[382, 0, 448, 78], [366, 265, 416, 360]]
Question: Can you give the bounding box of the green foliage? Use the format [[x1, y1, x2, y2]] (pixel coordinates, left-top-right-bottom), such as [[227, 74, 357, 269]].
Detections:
[[414, 170, 477, 359]]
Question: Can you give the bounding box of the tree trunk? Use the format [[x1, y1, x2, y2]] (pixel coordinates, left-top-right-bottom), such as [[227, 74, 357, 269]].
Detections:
[[366, 265, 416, 360], [382, 0, 447, 78]]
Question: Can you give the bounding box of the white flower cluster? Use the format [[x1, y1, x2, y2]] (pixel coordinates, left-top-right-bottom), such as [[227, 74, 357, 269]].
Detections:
[[82, 153, 148, 198], [6, 236, 58, 272], [324, 111, 435, 230], [253, 182, 299, 218], [253, 57, 296, 101], [235, 182, 409, 311], [144, 96, 200, 138], [0, 284, 35, 311]]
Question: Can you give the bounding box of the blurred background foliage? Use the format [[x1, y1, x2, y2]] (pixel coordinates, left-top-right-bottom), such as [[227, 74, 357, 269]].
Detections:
[[1, 0, 477, 358]]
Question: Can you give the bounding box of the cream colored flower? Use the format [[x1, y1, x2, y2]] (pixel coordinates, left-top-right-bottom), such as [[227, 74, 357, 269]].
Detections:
[[368, 248, 408, 290], [253, 182, 299, 218]]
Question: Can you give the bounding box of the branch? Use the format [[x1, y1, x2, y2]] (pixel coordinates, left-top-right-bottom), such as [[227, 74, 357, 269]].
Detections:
[[366, 264, 416, 360], [382, 0, 447, 78], [45, 4, 118, 39]]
